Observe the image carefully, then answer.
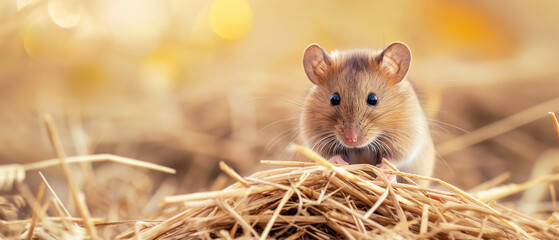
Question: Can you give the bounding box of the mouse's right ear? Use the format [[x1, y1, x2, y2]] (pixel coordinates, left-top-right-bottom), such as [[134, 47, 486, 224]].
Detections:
[[303, 44, 331, 85]]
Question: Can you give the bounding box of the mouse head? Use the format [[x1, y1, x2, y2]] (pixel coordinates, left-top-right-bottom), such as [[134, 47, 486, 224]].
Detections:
[[301, 42, 414, 153]]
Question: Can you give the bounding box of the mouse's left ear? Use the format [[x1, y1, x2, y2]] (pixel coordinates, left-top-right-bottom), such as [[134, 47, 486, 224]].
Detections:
[[379, 42, 411, 84]]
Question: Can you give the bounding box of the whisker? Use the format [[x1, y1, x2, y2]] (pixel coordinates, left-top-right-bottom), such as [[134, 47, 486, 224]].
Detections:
[[259, 116, 298, 133], [427, 119, 469, 134], [266, 128, 297, 151]]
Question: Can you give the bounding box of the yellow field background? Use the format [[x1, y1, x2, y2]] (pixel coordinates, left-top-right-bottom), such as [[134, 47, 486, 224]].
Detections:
[[1, 0, 558, 219]]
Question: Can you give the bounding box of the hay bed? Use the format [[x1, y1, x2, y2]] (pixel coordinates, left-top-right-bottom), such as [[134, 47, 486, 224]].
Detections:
[[2, 115, 559, 239], [115, 145, 559, 240]]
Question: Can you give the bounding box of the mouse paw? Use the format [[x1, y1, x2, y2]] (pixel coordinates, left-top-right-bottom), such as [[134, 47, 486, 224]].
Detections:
[[328, 155, 349, 165], [375, 162, 397, 183]]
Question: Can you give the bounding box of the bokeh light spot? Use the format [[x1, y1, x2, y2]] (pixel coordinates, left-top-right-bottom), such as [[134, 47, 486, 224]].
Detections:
[[417, 0, 513, 58], [69, 64, 107, 95], [209, 0, 253, 40], [23, 18, 72, 59], [104, 0, 167, 54], [48, 0, 81, 28], [143, 47, 182, 87]]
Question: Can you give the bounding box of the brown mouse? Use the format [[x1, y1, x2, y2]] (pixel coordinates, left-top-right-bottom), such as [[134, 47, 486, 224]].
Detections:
[[299, 42, 435, 185]]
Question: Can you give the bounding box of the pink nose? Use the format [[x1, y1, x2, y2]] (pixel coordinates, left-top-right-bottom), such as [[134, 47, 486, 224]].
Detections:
[[345, 129, 359, 143]]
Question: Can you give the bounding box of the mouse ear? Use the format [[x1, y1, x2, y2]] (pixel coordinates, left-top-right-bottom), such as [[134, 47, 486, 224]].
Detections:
[[303, 44, 331, 85], [379, 42, 411, 84]]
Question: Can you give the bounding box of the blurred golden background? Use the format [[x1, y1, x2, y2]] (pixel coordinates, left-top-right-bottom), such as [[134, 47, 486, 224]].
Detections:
[[1, 0, 559, 217]]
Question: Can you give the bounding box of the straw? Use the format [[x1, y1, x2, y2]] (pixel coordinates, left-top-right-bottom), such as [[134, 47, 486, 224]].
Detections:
[[130, 146, 558, 239]]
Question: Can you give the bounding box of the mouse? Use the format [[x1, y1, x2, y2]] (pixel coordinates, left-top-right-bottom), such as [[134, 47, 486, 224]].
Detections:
[[299, 42, 435, 185]]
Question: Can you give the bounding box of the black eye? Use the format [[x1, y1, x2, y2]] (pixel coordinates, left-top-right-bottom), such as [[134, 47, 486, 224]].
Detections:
[[330, 93, 340, 106], [367, 92, 378, 106]]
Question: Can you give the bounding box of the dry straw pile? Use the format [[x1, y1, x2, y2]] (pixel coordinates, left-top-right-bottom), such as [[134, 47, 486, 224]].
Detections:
[[118, 145, 559, 239], [1, 113, 559, 239]]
